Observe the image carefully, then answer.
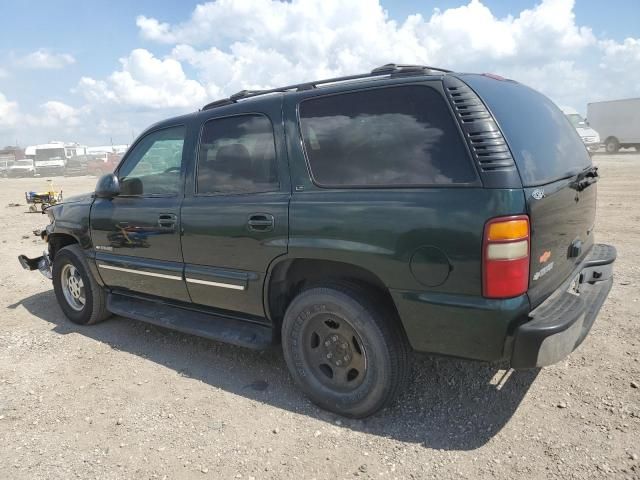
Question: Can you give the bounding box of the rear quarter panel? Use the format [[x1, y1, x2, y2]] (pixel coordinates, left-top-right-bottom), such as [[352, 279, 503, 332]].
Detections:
[[289, 188, 526, 295]]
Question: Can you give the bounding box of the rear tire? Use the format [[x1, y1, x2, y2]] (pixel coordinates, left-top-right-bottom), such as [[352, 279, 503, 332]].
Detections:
[[52, 244, 110, 325], [281, 283, 410, 418], [605, 137, 620, 154]]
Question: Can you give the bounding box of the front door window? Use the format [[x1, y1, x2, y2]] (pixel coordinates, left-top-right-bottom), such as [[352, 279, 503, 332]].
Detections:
[[118, 126, 185, 196]]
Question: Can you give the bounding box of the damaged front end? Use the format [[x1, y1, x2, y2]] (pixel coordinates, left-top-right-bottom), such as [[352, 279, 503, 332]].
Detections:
[[18, 249, 52, 279], [18, 219, 54, 280]]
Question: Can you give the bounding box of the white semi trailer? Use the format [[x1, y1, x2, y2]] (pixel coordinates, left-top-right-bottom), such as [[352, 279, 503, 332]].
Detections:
[[587, 98, 640, 153]]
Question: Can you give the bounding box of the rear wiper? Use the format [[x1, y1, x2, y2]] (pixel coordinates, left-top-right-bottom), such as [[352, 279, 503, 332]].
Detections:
[[570, 166, 599, 191]]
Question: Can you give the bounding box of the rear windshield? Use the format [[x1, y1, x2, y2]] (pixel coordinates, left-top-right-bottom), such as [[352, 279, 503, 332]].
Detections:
[[461, 74, 591, 186]]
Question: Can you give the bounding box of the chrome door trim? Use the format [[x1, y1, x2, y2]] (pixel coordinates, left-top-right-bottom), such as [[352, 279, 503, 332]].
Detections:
[[97, 263, 183, 281], [185, 277, 246, 290]]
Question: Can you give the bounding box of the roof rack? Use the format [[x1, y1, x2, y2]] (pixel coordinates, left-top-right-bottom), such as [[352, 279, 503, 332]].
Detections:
[[201, 63, 451, 111]]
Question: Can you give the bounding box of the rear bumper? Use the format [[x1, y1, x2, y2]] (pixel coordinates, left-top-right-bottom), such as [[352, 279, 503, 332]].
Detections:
[[511, 243, 616, 368]]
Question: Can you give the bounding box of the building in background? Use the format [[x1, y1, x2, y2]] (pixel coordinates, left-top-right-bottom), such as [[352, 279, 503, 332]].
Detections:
[[0, 146, 25, 176], [25, 142, 87, 176]]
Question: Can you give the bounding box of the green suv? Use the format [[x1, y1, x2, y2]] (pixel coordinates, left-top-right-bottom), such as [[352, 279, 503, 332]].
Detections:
[[19, 64, 616, 418]]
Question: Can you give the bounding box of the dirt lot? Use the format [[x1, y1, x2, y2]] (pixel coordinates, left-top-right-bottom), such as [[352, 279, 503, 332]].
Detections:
[[0, 155, 638, 480]]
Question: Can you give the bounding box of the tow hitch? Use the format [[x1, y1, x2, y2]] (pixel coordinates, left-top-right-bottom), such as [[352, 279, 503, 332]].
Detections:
[[18, 251, 52, 279]]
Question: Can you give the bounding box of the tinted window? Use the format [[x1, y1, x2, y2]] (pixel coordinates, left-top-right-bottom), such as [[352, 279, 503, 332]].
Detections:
[[118, 126, 185, 195], [197, 115, 278, 194], [299, 86, 475, 186], [462, 75, 591, 187]]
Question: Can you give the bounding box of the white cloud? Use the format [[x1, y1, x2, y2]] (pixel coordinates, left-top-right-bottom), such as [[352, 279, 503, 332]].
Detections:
[[3, 0, 640, 146], [131, 0, 604, 111], [0, 92, 20, 128], [37, 101, 82, 127], [17, 49, 76, 69], [78, 49, 207, 109], [597, 37, 640, 101], [0, 92, 83, 136]]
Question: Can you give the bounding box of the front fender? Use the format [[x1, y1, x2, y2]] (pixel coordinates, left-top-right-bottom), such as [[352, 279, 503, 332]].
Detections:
[[47, 195, 94, 251]]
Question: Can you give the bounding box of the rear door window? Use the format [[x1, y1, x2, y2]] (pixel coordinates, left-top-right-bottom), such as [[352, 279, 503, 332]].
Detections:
[[461, 74, 591, 186], [197, 114, 279, 194], [298, 85, 477, 187]]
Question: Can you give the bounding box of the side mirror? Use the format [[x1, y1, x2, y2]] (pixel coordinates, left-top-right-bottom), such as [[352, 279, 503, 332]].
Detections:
[[95, 173, 120, 199]]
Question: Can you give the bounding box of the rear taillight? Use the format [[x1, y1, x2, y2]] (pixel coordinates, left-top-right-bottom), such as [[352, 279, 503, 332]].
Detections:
[[482, 215, 530, 299]]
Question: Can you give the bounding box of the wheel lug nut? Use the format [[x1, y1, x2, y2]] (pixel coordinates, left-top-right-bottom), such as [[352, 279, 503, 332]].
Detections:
[[336, 360, 342, 366], [324, 340, 330, 347], [332, 336, 338, 342], [326, 353, 332, 359], [344, 356, 349, 362]]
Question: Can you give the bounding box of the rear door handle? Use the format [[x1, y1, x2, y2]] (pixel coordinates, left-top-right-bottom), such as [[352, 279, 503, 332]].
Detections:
[[158, 213, 177, 230], [247, 213, 274, 232]]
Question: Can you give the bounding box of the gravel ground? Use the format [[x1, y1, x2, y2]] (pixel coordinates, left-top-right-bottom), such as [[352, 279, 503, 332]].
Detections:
[[0, 154, 638, 479]]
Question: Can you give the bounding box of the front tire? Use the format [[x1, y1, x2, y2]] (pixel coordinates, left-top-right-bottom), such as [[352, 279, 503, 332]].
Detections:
[[52, 244, 110, 325], [281, 284, 410, 418]]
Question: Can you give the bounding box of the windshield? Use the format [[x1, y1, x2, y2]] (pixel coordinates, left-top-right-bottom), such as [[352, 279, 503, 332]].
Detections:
[[566, 113, 587, 127], [35, 148, 65, 162]]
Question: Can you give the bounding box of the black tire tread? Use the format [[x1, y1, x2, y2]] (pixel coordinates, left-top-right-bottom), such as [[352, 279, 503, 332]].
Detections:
[[283, 281, 410, 417], [52, 244, 110, 325], [313, 281, 411, 408]]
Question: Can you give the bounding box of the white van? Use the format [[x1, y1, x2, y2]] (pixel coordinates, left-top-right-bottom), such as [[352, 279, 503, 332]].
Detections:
[[561, 107, 601, 153]]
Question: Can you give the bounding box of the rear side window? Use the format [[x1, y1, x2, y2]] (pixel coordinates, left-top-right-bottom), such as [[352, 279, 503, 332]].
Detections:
[[197, 114, 279, 194], [299, 85, 476, 187], [461, 75, 591, 186]]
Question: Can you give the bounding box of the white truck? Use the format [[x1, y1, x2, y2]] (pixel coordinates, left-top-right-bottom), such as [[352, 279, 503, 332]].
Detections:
[[561, 107, 601, 153], [587, 98, 640, 154], [26, 142, 87, 176]]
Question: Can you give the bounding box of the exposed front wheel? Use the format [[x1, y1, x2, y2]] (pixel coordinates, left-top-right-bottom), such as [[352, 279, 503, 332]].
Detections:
[[52, 244, 110, 325], [281, 284, 410, 418]]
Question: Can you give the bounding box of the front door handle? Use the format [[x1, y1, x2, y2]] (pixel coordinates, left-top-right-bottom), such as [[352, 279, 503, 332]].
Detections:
[[158, 213, 177, 230], [247, 213, 274, 232]]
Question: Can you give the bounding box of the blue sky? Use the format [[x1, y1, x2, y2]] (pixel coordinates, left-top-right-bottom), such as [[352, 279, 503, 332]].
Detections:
[[1, 0, 639, 146]]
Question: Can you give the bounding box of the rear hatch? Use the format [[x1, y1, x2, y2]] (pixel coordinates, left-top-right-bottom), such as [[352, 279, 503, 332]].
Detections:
[[461, 74, 597, 307]]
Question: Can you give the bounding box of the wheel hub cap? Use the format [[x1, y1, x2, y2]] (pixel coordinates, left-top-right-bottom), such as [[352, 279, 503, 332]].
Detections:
[[323, 334, 353, 367], [302, 314, 367, 392], [60, 264, 86, 311]]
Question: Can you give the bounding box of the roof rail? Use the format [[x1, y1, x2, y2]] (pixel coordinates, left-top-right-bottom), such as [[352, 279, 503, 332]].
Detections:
[[371, 63, 452, 75], [201, 63, 451, 111]]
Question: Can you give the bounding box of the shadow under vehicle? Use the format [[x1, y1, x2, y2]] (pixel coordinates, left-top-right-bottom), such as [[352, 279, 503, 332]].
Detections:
[[9, 288, 539, 450]]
